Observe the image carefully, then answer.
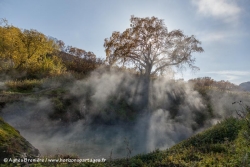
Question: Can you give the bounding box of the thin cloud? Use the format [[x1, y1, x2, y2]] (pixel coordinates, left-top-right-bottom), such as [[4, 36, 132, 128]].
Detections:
[[207, 71, 250, 76], [196, 30, 248, 43], [206, 71, 250, 84], [200, 32, 227, 42], [192, 0, 241, 23]]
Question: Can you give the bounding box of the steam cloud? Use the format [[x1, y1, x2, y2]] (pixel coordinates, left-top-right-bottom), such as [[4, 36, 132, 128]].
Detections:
[[1, 68, 250, 158]]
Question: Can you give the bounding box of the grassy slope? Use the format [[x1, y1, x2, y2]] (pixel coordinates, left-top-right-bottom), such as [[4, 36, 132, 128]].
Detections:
[[0, 117, 39, 163], [107, 117, 250, 167]]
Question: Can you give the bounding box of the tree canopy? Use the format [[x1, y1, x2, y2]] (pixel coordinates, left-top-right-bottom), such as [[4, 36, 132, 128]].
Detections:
[[104, 15, 204, 79], [0, 19, 65, 78]]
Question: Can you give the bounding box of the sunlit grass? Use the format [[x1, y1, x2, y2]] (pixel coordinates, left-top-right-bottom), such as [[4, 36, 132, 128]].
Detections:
[[5, 79, 44, 93]]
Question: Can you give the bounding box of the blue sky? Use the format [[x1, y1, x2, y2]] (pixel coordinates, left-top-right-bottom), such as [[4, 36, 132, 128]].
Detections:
[[0, 0, 249, 84]]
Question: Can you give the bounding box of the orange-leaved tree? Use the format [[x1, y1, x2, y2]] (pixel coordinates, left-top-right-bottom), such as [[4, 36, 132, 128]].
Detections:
[[104, 15, 204, 80]]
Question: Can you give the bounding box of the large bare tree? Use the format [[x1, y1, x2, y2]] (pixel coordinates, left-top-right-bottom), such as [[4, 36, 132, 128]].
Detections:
[[104, 15, 204, 79]]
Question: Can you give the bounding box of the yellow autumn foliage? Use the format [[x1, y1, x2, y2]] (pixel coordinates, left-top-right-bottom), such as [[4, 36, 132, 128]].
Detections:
[[0, 19, 65, 78]]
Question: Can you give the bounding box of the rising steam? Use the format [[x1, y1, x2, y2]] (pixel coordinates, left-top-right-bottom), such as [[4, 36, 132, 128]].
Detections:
[[1, 68, 249, 158]]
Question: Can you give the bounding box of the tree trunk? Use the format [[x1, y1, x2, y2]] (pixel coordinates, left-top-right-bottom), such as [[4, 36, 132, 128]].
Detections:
[[142, 63, 152, 112], [142, 73, 151, 113]]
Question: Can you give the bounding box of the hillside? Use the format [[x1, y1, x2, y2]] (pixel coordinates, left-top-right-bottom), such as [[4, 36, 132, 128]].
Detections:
[[239, 81, 250, 92], [0, 75, 249, 166], [0, 117, 39, 163]]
